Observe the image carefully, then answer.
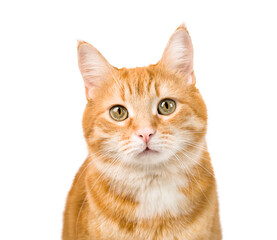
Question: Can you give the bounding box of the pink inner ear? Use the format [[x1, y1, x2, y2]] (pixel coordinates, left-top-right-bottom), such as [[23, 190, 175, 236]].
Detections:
[[160, 26, 194, 80], [77, 42, 114, 99]]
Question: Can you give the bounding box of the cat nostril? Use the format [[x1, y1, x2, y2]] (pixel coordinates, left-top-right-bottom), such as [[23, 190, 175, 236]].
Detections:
[[137, 129, 156, 143]]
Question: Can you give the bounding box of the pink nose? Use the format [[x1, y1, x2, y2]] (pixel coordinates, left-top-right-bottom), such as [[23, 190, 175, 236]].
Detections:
[[136, 128, 156, 143]]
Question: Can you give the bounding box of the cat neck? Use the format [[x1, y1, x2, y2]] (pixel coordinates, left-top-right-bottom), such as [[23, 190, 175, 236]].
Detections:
[[87, 143, 213, 219]]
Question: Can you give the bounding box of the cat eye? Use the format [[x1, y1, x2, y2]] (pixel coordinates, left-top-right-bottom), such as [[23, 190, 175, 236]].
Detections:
[[158, 99, 176, 115], [109, 105, 128, 121]]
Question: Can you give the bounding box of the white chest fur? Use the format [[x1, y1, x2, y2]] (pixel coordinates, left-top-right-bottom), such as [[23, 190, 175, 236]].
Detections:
[[93, 159, 190, 219], [135, 176, 188, 219]]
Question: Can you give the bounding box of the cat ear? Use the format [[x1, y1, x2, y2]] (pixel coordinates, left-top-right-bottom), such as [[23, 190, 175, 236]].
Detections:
[[77, 41, 114, 99], [159, 25, 195, 84]]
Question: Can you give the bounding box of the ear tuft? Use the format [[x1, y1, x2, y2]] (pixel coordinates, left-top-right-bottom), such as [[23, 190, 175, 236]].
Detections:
[[159, 24, 194, 83], [76, 39, 87, 48], [176, 23, 188, 31], [77, 41, 113, 99]]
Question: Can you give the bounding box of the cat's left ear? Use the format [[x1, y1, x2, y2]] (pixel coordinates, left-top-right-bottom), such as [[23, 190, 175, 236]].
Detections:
[[158, 25, 195, 85], [77, 41, 114, 99]]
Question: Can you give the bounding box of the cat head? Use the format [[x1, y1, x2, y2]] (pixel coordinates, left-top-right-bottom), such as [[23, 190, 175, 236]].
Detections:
[[78, 25, 207, 168]]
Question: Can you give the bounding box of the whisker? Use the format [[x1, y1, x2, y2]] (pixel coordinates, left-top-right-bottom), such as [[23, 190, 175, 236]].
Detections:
[[168, 149, 212, 205], [181, 151, 214, 177], [75, 155, 120, 238], [181, 153, 211, 205], [181, 141, 208, 151], [179, 146, 213, 164], [170, 145, 214, 177], [76, 150, 112, 184]]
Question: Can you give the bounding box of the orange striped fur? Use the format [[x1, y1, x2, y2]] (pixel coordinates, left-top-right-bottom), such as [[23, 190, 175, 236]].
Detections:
[[63, 25, 222, 240]]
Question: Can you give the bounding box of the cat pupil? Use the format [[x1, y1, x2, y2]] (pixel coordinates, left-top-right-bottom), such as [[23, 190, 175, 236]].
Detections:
[[118, 108, 122, 115], [165, 102, 169, 110]]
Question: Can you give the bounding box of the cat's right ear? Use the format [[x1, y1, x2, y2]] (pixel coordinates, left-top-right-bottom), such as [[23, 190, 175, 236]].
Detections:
[[77, 41, 114, 99], [158, 25, 195, 85]]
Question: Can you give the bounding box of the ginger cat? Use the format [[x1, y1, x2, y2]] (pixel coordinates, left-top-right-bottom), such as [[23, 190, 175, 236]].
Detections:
[[62, 25, 222, 240]]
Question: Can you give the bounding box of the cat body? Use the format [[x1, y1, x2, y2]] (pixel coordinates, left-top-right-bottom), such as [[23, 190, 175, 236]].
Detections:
[[63, 25, 222, 240]]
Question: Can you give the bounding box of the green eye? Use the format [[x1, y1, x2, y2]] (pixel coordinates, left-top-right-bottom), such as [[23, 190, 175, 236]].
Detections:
[[109, 105, 128, 121], [158, 99, 176, 115]]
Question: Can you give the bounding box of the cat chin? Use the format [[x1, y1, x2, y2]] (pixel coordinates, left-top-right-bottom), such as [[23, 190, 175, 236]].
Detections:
[[132, 151, 171, 166]]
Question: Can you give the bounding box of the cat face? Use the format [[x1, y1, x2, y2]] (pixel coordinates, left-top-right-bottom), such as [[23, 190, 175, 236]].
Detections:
[[79, 25, 207, 168]]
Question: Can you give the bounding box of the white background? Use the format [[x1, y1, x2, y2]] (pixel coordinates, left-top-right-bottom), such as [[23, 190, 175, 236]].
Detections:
[[0, 1, 276, 239]]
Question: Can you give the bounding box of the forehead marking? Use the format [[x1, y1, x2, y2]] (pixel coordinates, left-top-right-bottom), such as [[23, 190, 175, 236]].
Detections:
[[136, 74, 144, 96], [146, 69, 154, 93], [127, 80, 133, 95], [154, 81, 160, 97], [120, 86, 126, 101], [115, 68, 163, 105]]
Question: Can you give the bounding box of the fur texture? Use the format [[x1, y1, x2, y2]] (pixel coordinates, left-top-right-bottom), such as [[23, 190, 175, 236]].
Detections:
[[63, 25, 222, 240]]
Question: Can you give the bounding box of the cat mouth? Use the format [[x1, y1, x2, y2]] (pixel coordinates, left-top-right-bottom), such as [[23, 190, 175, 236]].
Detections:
[[138, 147, 159, 156]]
